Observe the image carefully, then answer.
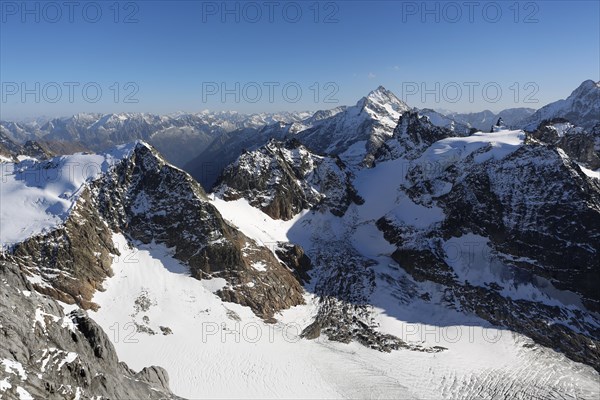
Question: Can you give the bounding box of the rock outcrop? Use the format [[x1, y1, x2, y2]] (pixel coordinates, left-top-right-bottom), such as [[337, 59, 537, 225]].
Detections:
[[527, 118, 600, 169], [215, 138, 363, 220], [0, 261, 179, 399]]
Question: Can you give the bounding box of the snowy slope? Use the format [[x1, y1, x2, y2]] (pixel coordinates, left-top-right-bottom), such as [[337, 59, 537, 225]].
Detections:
[[0, 144, 136, 247], [414, 130, 525, 181], [91, 234, 599, 399]]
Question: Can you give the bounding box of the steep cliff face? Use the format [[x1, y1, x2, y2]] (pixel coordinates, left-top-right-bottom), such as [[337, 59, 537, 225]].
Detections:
[[215, 138, 363, 220], [527, 119, 600, 169], [93, 143, 305, 319], [375, 128, 600, 369], [11, 188, 118, 310], [406, 143, 600, 310], [0, 261, 178, 399]]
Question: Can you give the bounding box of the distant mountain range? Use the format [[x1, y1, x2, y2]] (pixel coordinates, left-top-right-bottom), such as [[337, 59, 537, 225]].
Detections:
[[0, 111, 312, 168], [437, 108, 536, 131]]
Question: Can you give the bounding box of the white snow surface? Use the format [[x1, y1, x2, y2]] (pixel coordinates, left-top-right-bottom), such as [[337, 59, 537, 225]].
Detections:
[[415, 130, 524, 180], [0, 143, 139, 248], [90, 231, 599, 399], [579, 164, 600, 180]]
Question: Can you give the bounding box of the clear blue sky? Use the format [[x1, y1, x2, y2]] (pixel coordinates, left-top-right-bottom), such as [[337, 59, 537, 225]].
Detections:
[[1, 0, 598, 119]]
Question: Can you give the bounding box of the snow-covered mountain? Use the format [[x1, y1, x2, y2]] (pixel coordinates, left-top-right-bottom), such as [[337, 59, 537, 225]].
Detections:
[[3, 142, 304, 317], [186, 86, 414, 189], [440, 108, 536, 131], [2, 81, 600, 399], [519, 80, 600, 131], [185, 86, 413, 190], [0, 141, 311, 397], [213, 111, 600, 362], [214, 138, 363, 220], [2, 131, 599, 398], [293, 86, 411, 165], [186, 87, 484, 191], [372, 110, 472, 162], [208, 118, 600, 398]]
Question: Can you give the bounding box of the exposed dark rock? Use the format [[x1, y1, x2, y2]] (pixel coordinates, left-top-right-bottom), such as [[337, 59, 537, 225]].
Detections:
[[7, 143, 305, 321], [0, 131, 53, 162], [0, 261, 179, 399], [375, 110, 470, 162], [377, 138, 600, 370], [528, 118, 600, 169], [275, 242, 312, 284], [10, 188, 118, 310], [216, 139, 363, 220], [22, 140, 53, 160], [390, 248, 457, 285], [437, 145, 600, 311]]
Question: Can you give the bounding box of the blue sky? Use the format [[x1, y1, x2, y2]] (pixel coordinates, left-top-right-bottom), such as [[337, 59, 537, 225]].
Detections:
[[1, 0, 598, 119]]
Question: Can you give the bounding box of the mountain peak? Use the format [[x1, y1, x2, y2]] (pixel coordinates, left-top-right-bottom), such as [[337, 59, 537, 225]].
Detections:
[[365, 85, 403, 105], [356, 86, 409, 116], [371, 85, 390, 94], [580, 79, 599, 88], [572, 79, 600, 96]]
